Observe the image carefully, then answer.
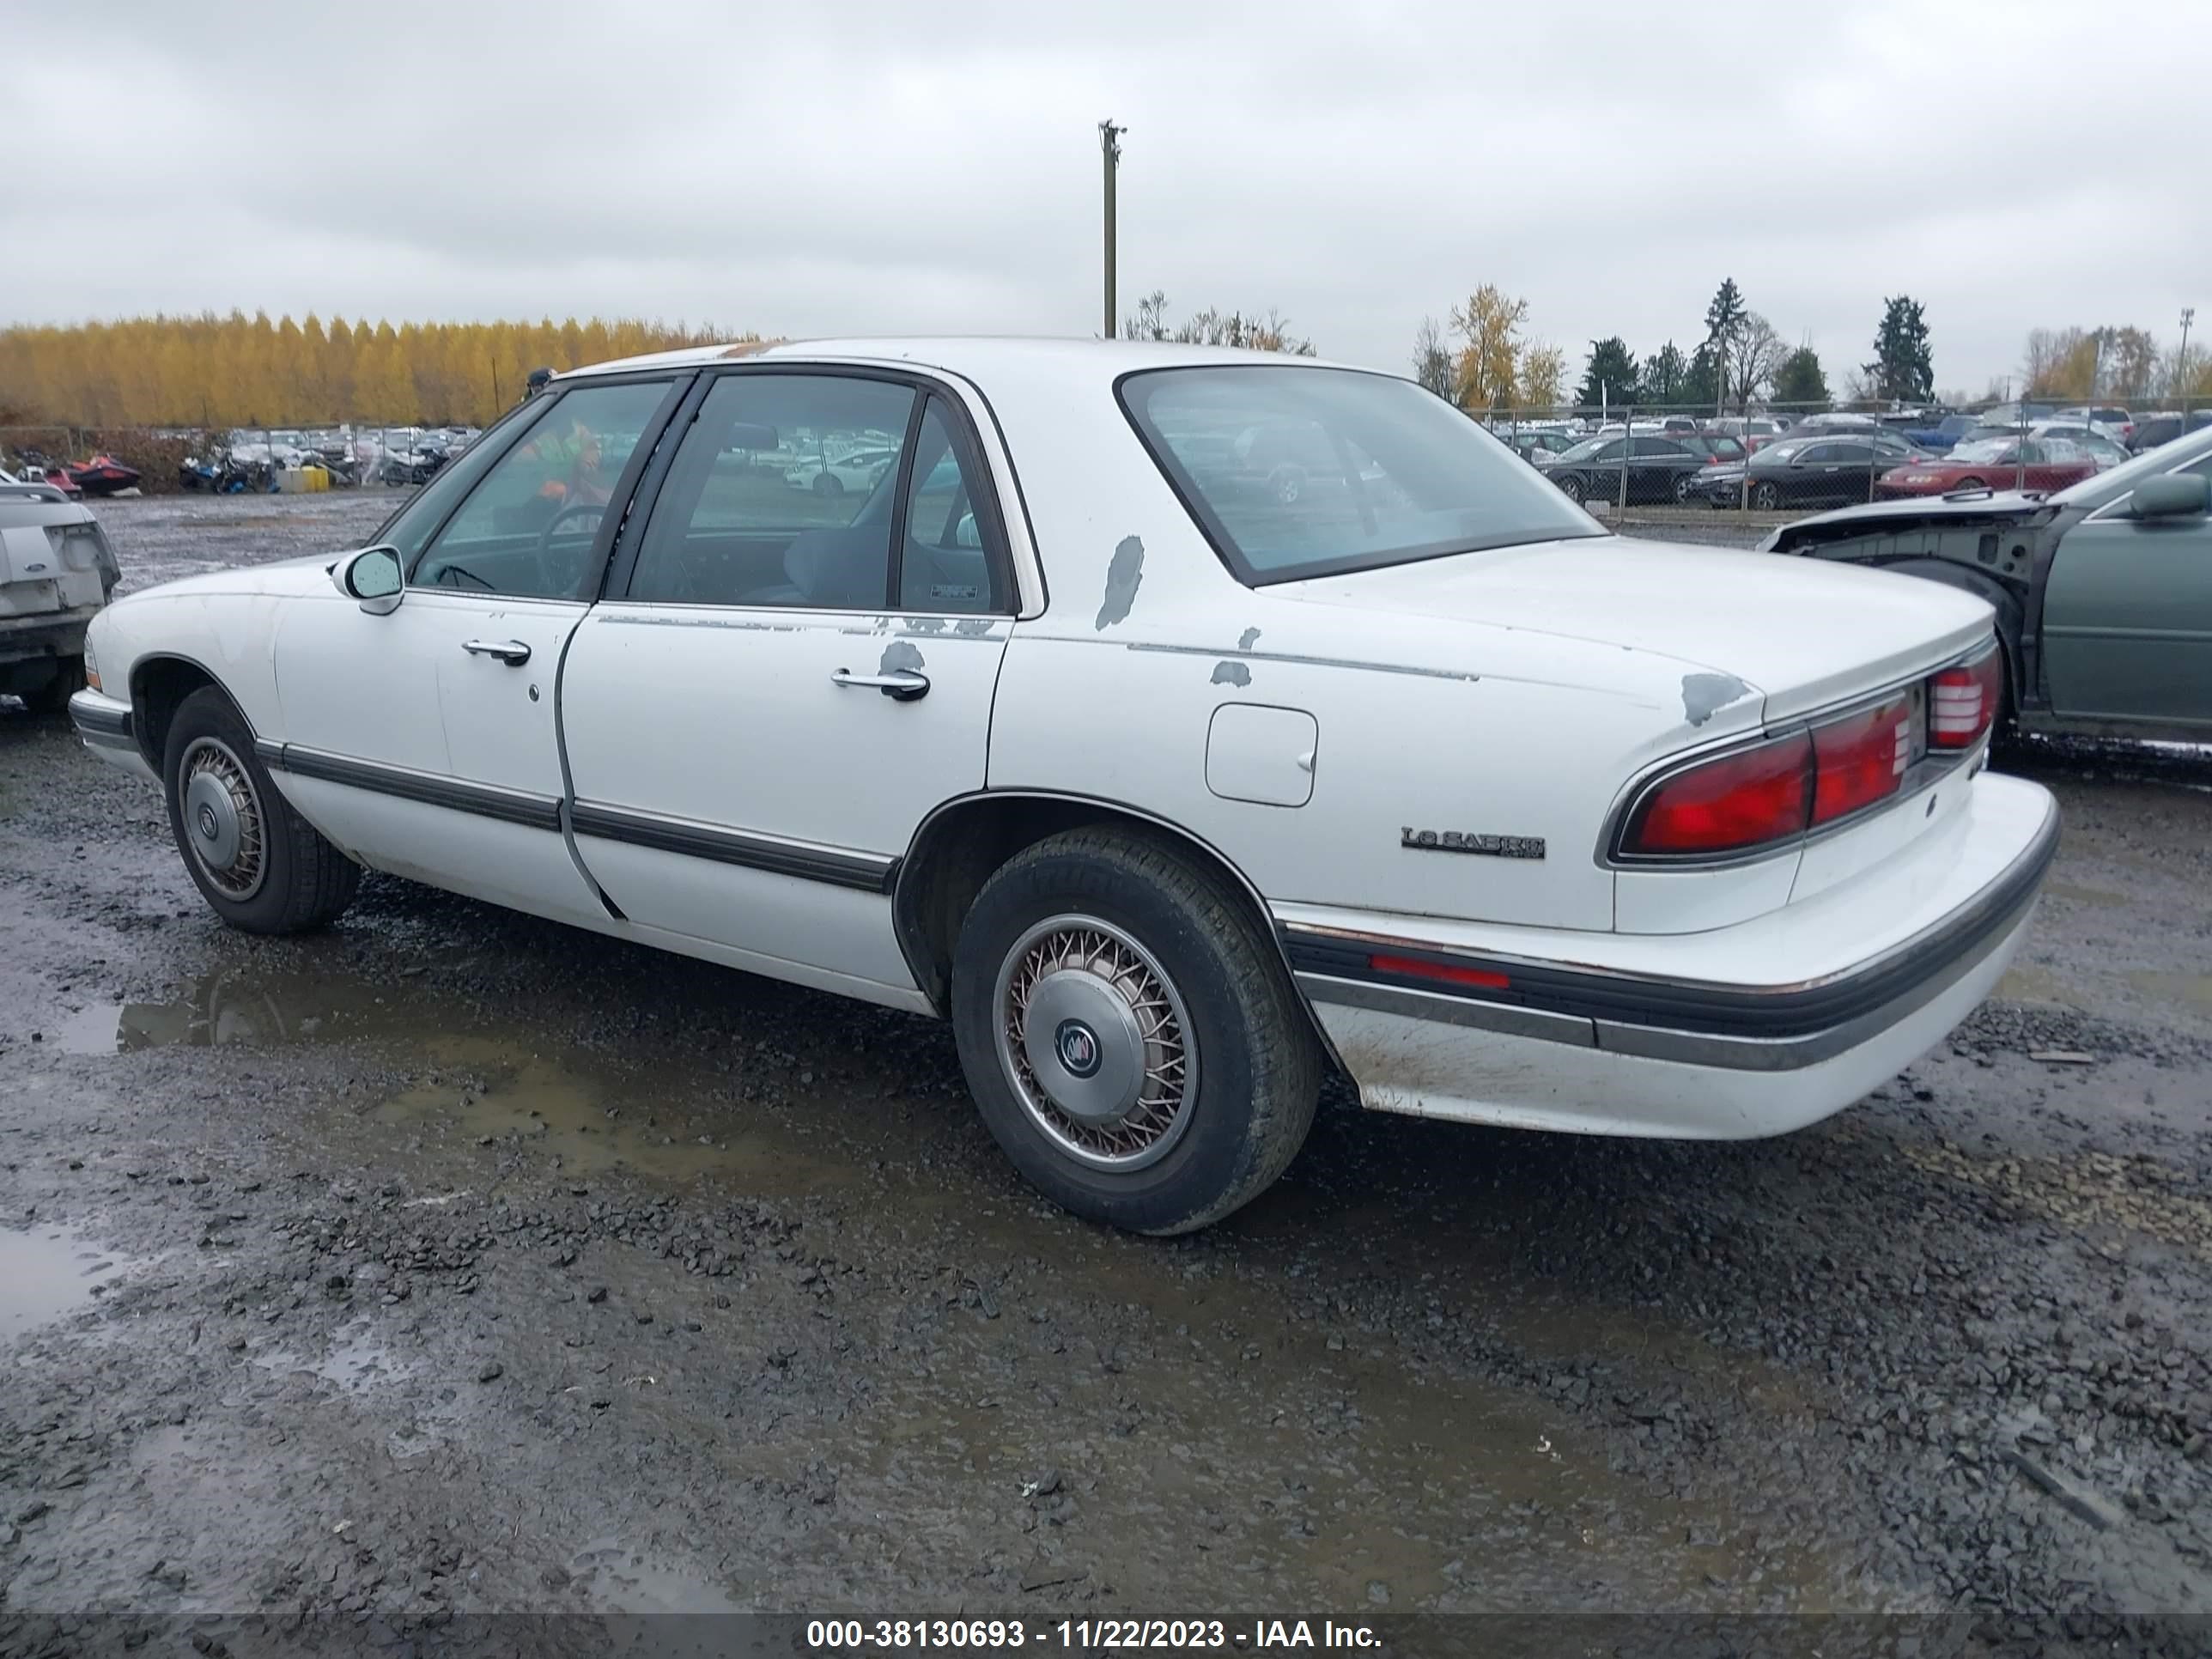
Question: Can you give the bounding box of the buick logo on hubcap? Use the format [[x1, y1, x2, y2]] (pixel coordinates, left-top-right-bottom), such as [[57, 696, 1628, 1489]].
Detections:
[[1054, 1019, 1102, 1079], [198, 805, 219, 840]]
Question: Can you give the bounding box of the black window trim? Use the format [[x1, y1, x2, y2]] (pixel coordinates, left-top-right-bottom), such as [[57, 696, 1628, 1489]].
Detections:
[[1114, 362, 1605, 590], [605, 362, 1018, 617], [400, 368, 694, 600]]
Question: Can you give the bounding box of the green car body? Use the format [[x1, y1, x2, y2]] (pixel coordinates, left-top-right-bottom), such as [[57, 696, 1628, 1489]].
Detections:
[[1759, 428, 2212, 743]]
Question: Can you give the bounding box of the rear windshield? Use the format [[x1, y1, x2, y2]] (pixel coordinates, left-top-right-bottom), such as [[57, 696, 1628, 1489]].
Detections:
[[1118, 366, 1601, 585]]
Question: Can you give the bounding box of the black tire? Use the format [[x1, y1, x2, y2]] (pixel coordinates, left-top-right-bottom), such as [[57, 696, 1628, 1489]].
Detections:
[[813, 471, 843, 495], [950, 828, 1322, 1235], [1751, 481, 1783, 511], [1954, 477, 1986, 491], [23, 656, 85, 717], [1558, 472, 1585, 504], [1672, 473, 1695, 503], [162, 685, 360, 934]]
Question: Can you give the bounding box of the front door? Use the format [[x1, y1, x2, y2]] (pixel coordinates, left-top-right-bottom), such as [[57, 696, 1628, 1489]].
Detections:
[[270, 374, 684, 921], [559, 369, 1014, 1001], [2042, 453, 2212, 727]]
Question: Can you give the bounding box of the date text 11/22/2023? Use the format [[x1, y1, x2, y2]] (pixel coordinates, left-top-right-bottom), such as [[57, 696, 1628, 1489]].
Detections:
[[805, 1619, 1382, 1649]]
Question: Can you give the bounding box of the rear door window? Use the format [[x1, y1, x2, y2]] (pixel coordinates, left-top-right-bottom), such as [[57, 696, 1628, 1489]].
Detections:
[[626, 373, 917, 609]]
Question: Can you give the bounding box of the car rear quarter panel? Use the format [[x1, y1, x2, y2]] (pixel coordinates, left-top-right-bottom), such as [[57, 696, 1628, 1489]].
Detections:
[[990, 586, 1765, 933]]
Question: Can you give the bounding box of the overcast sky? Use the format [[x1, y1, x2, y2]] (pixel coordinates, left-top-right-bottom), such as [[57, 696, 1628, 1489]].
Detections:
[[10, 1, 2208, 397]]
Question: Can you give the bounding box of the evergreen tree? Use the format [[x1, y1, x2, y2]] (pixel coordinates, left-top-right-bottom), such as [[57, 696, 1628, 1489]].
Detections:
[[1575, 337, 1639, 410]]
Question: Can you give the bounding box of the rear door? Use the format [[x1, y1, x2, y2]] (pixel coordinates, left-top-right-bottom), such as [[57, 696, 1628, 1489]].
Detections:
[[558, 367, 1016, 1000], [270, 374, 684, 921], [2042, 451, 2212, 727]]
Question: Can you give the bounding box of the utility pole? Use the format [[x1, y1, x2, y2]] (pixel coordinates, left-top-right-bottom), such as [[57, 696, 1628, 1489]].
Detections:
[[2181, 307, 2197, 411], [1099, 118, 1125, 340]]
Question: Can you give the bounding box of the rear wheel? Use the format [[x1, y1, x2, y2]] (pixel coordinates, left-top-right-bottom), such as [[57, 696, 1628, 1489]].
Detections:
[[951, 829, 1322, 1234], [1672, 473, 1696, 504], [162, 686, 360, 934], [813, 471, 843, 495], [1558, 473, 1585, 504], [1954, 476, 1987, 491], [23, 656, 85, 717]]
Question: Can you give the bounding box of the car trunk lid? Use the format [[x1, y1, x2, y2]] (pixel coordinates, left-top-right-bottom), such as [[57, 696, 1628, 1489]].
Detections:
[[1274, 536, 1995, 722]]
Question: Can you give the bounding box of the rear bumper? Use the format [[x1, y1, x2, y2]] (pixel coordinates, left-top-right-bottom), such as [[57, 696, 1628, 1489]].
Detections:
[[69, 688, 156, 781], [0, 603, 99, 666], [1281, 771, 2058, 1139]]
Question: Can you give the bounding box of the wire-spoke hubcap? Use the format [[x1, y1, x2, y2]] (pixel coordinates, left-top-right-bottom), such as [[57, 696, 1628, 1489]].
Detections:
[[179, 737, 266, 901], [994, 915, 1198, 1172]]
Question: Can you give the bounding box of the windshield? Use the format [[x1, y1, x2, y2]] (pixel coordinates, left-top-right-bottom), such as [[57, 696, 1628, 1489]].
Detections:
[[1120, 367, 1603, 584], [1945, 440, 2017, 464], [2052, 422, 2212, 509]]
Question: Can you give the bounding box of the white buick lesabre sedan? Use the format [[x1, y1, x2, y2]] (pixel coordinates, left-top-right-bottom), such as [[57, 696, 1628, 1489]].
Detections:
[[70, 339, 2057, 1233]]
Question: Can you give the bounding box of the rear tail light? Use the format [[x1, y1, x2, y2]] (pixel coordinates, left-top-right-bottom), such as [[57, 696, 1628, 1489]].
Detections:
[[1620, 730, 1813, 857], [1619, 646, 1996, 860], [1929, 647, 2002, 749], [1811, 696, 1912, 824]]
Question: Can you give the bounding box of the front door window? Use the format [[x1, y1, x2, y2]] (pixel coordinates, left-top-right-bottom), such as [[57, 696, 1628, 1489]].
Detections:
[[412, 379, 675, 599]]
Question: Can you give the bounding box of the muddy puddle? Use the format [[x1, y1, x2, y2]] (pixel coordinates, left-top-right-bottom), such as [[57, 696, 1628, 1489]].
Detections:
[[50, 963, 862, 1193], [254, 1318, 418, 1395], [50, 967, 407, 1054], [0, 1225, 133, 1338], [372, 1036, 850, 1191], [2126, 969, 2212, 1018]]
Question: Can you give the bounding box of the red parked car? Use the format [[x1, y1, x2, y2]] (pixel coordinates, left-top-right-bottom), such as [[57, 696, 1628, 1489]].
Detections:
[[1875, 437, 2096, 499]]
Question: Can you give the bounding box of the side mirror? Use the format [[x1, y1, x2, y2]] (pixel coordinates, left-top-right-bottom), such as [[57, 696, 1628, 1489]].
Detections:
[[2132, 473, 2210, 521], [331, 545, 404, 615]]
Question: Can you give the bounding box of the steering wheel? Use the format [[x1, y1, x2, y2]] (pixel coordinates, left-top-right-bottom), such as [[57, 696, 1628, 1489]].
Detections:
[[536, 500, 607, 594]]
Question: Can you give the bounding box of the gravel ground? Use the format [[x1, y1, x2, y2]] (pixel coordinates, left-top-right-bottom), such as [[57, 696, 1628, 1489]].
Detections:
[[1, 494, 2209, 1655]]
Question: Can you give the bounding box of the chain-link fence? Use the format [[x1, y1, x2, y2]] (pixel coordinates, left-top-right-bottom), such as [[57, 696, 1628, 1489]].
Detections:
[[1473, 397, 2211, 524], [0, 420, 483, 496]]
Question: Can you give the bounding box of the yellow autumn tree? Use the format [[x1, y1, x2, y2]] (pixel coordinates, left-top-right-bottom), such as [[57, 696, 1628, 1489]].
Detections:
[[0, 313, 740, 428]]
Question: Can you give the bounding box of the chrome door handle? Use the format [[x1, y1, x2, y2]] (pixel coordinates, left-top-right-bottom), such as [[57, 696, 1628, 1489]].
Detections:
[[830, 667, 930, 702], [463, 638, 532, 665]]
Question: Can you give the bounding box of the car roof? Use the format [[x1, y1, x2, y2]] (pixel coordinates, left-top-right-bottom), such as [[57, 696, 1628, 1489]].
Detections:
[[554, 336, 1371, 385]]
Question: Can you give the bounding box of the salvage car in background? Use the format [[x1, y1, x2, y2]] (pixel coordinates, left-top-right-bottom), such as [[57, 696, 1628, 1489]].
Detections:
[[1538, 434, 1721, 504], [2, 485, 119, 711], [1875, 437, 2097, 499], [1687, 434, 1930, 510], [1765, 425, 2212, 742], [70, 339, 2055, 1232]]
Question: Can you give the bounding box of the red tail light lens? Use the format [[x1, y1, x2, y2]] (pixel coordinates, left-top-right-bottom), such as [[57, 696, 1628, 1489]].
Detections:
[[1811, 696, 1912, 824], [1929, 647, 2002, 748], [1621, 731, 1813, 857]]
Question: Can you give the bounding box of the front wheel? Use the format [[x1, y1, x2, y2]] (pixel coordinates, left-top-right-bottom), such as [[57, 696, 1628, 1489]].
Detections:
[[813, 471, 844, 495], [163, 686, 361, 933], [1751, 481, 1783, 511], [950, 829, 1322, 1234]]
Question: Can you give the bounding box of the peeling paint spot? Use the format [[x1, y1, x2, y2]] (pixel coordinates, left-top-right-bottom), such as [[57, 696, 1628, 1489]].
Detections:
[[905, 617, 949, 635], [953, 618, 995, 636], [1095, 535, 1145, 630], [879, 641, 925, 674], [1237, 627, 1261, 651], [1680, 672, 1750, 726], [1210, 660, 1252, 687]]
